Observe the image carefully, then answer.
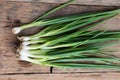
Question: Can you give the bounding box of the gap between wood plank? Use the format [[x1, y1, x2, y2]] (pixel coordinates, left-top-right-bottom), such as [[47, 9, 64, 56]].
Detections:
[[1, 71, 120, 75]]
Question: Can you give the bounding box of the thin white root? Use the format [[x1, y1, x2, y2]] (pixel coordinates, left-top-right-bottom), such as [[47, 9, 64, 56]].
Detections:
[[12, 27, 21, 34]]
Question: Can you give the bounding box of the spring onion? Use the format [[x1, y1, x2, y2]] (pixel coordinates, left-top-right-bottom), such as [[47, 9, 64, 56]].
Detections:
[[12, 0, 120, 69]]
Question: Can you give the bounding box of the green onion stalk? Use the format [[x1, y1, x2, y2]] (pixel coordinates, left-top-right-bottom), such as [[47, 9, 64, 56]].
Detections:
[[12, 0, 120, 69]]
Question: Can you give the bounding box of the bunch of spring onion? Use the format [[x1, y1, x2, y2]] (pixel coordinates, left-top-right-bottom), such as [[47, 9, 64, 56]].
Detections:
[[12, 0, 120, 69]]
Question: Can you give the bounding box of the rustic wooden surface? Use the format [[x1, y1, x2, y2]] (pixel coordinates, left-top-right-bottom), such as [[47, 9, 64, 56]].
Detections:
[[0, 22, 50, 74], [1, 73, 120, 80], [5, 0, 120, 6], [0, 0, 120, 80]]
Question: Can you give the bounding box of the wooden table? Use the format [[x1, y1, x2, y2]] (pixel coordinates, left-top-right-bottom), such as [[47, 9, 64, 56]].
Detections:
[[0, 0, 120, 80]]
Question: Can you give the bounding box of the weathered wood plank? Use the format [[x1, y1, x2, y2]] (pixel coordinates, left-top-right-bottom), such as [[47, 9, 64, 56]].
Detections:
[[1, 73, 120, 80], [0, 1, 120, 74], [5, 0, 120, 6], [0, 1, 117, 22], [0, 22, 50, 74]]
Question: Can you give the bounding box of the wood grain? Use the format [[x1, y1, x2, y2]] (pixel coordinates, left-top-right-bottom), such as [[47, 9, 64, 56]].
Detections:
[[5, 0, 120, 6], [0, 22, 49, 74], [0, 1, 117, 22], [0, 1, 120, 75], [1, 73, 120, 80]]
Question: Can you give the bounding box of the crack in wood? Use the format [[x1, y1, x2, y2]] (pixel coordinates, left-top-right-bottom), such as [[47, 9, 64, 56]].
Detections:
[[50, 67, 54, 73], [1, 71, 120, 75]]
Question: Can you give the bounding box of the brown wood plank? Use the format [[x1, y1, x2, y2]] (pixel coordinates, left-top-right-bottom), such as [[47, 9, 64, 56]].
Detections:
[[0, 1, 117, 22], [5, 0, 120, 6], [0, 1, 120, 74], [0, 22, 50, 74], [1, 73, 120, 80]]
